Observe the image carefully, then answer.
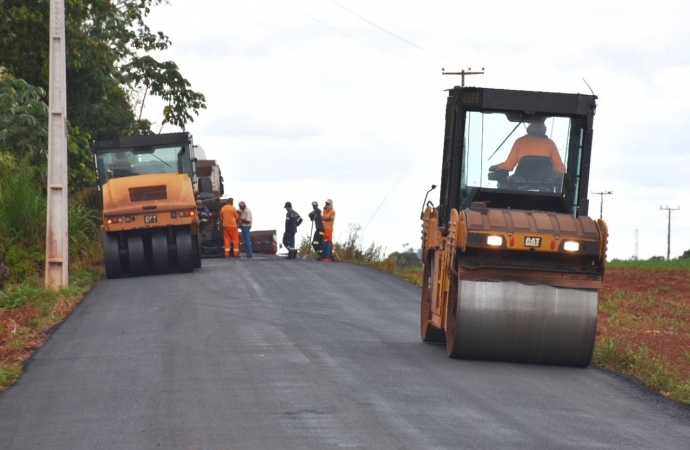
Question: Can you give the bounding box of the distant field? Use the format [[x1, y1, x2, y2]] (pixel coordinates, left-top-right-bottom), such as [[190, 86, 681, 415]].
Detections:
[[608, 259, 690, 270]]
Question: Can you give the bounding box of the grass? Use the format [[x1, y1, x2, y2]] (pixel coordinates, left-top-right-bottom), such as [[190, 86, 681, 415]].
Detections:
[[0, 264, 102, 392], [608, 258, 690, 270], [593, 338, 690, 403]]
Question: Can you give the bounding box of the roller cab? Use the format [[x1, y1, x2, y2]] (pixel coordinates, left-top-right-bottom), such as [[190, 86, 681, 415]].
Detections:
[[94, 133, 203, 278], [421, 87, 607, 367]]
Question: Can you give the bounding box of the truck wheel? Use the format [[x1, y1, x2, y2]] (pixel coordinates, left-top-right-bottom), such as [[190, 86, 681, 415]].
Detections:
[[127, 233, 147, 276], [421, 254, 445, 344], [102, 231, 122, 279], [176, 226, 193, 273], [151, 229, 170, 275]]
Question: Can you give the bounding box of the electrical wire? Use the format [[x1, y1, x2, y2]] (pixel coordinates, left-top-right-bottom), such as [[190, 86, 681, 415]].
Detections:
[[329, 0, 443, 58], [361, 139, 428, 232], [279, 0, 409, 60]]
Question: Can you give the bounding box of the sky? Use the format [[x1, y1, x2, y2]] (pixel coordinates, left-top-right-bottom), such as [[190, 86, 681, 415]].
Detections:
[[142, 0, 690, 259]]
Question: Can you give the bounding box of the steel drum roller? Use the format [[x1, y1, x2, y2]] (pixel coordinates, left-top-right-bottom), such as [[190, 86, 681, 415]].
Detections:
[[450, 280, 598, 367]]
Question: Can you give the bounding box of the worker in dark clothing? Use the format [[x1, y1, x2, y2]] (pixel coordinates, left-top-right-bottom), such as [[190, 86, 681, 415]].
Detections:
[[283, 201, 302, 259], [308, 201, 325, 256], [196, 200, 211, 232]]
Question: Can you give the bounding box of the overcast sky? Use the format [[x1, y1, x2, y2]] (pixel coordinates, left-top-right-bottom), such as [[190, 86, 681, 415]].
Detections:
[[143, 0, 690, 259]]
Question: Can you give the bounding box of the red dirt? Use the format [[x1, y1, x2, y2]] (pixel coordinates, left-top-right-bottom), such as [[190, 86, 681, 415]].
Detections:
[[598, 268, 690, 379], [0, 295, 82, 392]]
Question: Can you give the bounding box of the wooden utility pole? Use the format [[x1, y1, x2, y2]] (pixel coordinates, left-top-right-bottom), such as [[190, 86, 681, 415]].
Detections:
[[592, 191, 613, 220], [45, 0, 69, 288], [660, 206, 680, 261], [442, 67, 485, 86]]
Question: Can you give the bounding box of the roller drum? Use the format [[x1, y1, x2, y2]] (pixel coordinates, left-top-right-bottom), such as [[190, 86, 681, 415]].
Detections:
[[449, 280, 597, 367]]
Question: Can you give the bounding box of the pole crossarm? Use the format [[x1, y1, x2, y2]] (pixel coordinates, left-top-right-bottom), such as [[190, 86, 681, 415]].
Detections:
[[442, 67, 485, 87], [591, 191, 613, 220]]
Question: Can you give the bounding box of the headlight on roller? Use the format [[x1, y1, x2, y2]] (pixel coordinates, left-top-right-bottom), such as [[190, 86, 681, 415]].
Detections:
[[563, 241, 580, 252], [486, 235, 503, 246]]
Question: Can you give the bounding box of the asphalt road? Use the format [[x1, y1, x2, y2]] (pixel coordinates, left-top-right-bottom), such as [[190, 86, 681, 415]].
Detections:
[[1, 257, 689, 449]]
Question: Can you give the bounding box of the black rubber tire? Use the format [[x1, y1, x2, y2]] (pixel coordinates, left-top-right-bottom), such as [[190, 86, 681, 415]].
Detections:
[[176, 226, 193, 273], [151, 229, 170, 275], [421, 253, 446, 344], [102, 231, 122, 279], [192, 235, 201, 269], [127, 233, 147, 277]]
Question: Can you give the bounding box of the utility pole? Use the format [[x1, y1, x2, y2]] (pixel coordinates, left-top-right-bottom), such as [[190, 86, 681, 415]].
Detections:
[[660, 206, 680, 261], [442, 67, 485, 86], [591, 191, 613, 220], [634, 229, 638, 260], [45, 0, 69, 288]]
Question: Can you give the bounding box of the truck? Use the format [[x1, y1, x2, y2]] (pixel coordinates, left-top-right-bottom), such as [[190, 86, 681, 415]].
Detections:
[[93, 132, 208, 278], [420, 86, 607, 367]]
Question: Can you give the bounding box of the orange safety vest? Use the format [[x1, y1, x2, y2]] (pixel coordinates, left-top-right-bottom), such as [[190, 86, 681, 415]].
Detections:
[[497, 135, 565, 173], [323, 208, 335, 229], [220, 204, 240, 228]]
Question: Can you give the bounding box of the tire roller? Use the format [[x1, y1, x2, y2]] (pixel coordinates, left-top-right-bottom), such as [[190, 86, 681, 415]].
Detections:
[[420, 85, 607, 367], [94, 133, 204, 278]]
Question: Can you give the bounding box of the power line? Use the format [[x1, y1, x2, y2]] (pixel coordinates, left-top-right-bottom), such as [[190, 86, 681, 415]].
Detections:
[[328, 0, 443, 58], [279, 0, 409, 60], [362, 140, 428, 232]]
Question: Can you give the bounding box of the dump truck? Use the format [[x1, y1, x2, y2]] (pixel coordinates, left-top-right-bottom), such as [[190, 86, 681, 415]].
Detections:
[[94, 132, 207, 278], [420, 86, 608, 367]]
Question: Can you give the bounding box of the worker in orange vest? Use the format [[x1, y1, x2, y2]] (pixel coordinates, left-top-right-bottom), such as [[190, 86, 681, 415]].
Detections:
[[490, 123, 565, 173], [322, 199, 336, 243], [220, 198, 240, 258]]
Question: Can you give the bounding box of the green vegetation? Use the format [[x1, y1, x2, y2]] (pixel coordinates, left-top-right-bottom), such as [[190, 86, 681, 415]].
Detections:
[[299, 224, 424, 286], [593, 338, 690, 403], [0, 1, 204, 392], [608, 258, 690, 270]]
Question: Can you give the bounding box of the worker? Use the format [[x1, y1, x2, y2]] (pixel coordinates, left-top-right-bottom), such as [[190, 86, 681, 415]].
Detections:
[[322, 199, 336, 243], [196, 200, 210, 232], [108, 151, 138, 178], [490, 123, 565, 174], [238, 201, 253, 259], [220, 198, 240, 258], [283, 201, 302, 259], [308, 201, 325, 255]]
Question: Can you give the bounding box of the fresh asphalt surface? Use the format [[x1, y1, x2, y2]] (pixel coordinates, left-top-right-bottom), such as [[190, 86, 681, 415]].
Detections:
[[1, 257, 689, 449]]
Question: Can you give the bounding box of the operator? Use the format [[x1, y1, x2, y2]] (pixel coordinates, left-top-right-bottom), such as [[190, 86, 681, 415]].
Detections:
[[108, 151, 138, 178], [490, 123, 565, 174], [322, 199, 336, 243], [238, 201, 253, 259], [283, 202, 303, 259], [220, 198, 240, 258], [308, 201, 325, 256]]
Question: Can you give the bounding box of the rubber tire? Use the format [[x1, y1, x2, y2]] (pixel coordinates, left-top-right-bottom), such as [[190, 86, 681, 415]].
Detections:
[[151, 229, 170, 275], [421, 254, 446, 344], [176, 226, 193, 273], [102, 231, 122, 279], [192, 235, 201, 269], [127, 233, 147, 277]]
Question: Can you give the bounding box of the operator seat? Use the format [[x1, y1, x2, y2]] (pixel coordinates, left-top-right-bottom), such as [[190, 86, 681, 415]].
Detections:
[[512, 156, 559, 192]]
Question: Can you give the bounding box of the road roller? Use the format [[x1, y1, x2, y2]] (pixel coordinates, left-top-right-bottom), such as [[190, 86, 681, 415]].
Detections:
[[93, 132, 205, 278], [420, 86, 608, 367]]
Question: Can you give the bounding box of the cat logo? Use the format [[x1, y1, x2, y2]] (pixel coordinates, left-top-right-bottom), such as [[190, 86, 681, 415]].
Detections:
[[524, 237, 542, 248]]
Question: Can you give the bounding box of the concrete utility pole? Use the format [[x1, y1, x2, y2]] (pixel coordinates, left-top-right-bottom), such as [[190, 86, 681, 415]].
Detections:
[[45, 0, 69, 288], [660, 206, 680, 261], [442, 67, 485, 86], [592, 191, 613, 220]]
